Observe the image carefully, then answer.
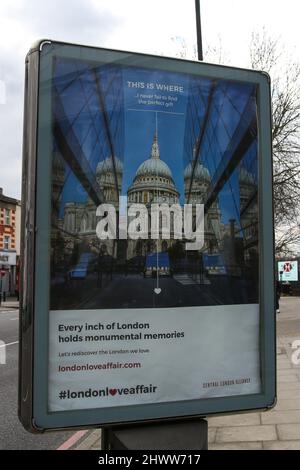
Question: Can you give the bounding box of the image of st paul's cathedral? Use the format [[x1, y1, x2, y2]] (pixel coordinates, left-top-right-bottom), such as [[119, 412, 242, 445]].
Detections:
[[59, 131, 224, 264]]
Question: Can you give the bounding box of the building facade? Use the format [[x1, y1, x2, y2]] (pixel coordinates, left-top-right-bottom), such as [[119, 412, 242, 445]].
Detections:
[[59, 131, 226, 263], [127, 133, 180, 258], [62, 154, 123, 259], [184, 148, 222, 254], [0, 188, 21, 296]]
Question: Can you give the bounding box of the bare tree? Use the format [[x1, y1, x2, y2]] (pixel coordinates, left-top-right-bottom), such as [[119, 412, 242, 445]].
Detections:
[[172, 31, 300, 256], [170, 36, 196, 60], [250, 30, 300, 256], [171, 35, 229, 64]]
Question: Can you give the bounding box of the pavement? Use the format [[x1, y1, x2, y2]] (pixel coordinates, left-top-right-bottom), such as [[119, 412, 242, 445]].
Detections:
[[75, 296, 300, 450], [0, 298, 19, 309]]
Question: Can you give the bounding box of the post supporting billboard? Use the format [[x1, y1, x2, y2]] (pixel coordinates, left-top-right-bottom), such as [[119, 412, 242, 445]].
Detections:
[[195, 0, 203, 61], [101, 419, 208, 450]]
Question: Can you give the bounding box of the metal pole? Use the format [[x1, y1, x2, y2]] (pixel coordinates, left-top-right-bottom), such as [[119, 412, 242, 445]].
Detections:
[[195, 0, 203, 61]]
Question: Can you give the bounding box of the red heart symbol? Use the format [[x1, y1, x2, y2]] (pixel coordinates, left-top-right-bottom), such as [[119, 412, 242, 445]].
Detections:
[[109, 389, 117, 396]]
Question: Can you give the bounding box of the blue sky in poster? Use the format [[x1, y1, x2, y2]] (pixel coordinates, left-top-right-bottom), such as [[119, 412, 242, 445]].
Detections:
[[121, 67, 189, 205]]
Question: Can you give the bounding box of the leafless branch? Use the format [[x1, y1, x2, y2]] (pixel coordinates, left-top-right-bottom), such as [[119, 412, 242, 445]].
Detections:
[[251, 29, 300, 254]]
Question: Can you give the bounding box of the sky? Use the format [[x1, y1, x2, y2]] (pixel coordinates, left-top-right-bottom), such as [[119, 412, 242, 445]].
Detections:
[[122, 66, 189, 205], [0, 0, 300, 199]]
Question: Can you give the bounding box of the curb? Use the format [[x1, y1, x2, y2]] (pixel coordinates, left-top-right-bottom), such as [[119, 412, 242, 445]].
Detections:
[[75, 429, 102, 450]]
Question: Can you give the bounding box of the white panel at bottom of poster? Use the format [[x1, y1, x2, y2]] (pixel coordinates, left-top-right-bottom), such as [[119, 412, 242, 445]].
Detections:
[[48, 304, 261, 411]]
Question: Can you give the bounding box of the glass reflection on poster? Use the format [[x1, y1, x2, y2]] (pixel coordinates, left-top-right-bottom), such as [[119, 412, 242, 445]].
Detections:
[[51, 59, 259, 311]]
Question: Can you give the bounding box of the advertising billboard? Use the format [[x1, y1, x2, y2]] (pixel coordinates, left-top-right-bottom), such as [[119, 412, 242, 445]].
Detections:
[[278, 261, 299, 282], [19, 41, 275, 431]]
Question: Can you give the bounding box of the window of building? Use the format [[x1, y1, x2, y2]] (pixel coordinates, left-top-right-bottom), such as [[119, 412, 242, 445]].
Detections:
[[4, 236, 10, 250], [5, 209, 10, 225]]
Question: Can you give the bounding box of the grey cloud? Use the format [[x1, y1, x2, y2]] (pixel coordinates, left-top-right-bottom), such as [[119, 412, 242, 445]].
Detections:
[[7, 0, 122, 46], [0, 0, 123, 199]]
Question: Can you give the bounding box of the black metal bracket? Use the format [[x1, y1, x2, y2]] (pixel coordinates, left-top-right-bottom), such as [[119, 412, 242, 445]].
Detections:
[[101, 419, 208, 450]]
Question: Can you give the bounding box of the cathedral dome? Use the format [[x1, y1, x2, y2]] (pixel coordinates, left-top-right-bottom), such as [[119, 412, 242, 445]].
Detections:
[[128, 133, 179, 203], [135, 158, 173, 179], [96, 155, 123, 175], [184, 161, 210, 182], [133, 133, 174, 181]]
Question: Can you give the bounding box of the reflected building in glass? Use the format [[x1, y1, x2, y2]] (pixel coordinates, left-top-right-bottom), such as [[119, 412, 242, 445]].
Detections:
[[184, 144, 222, 254], [182, 75, 259, 286], [51, 60, 125, 264], [49, 60, 260, 310]]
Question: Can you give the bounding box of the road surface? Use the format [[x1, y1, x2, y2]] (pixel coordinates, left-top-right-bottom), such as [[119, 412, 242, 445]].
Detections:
[[0, 307, 93, 450]]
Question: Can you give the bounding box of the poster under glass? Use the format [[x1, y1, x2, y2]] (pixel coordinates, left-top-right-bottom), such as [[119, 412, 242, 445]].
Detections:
[[19, 41, 275, 430]]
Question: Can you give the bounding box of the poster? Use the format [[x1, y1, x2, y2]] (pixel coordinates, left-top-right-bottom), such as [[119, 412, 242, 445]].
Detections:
[[49, 57, 261, 412]]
